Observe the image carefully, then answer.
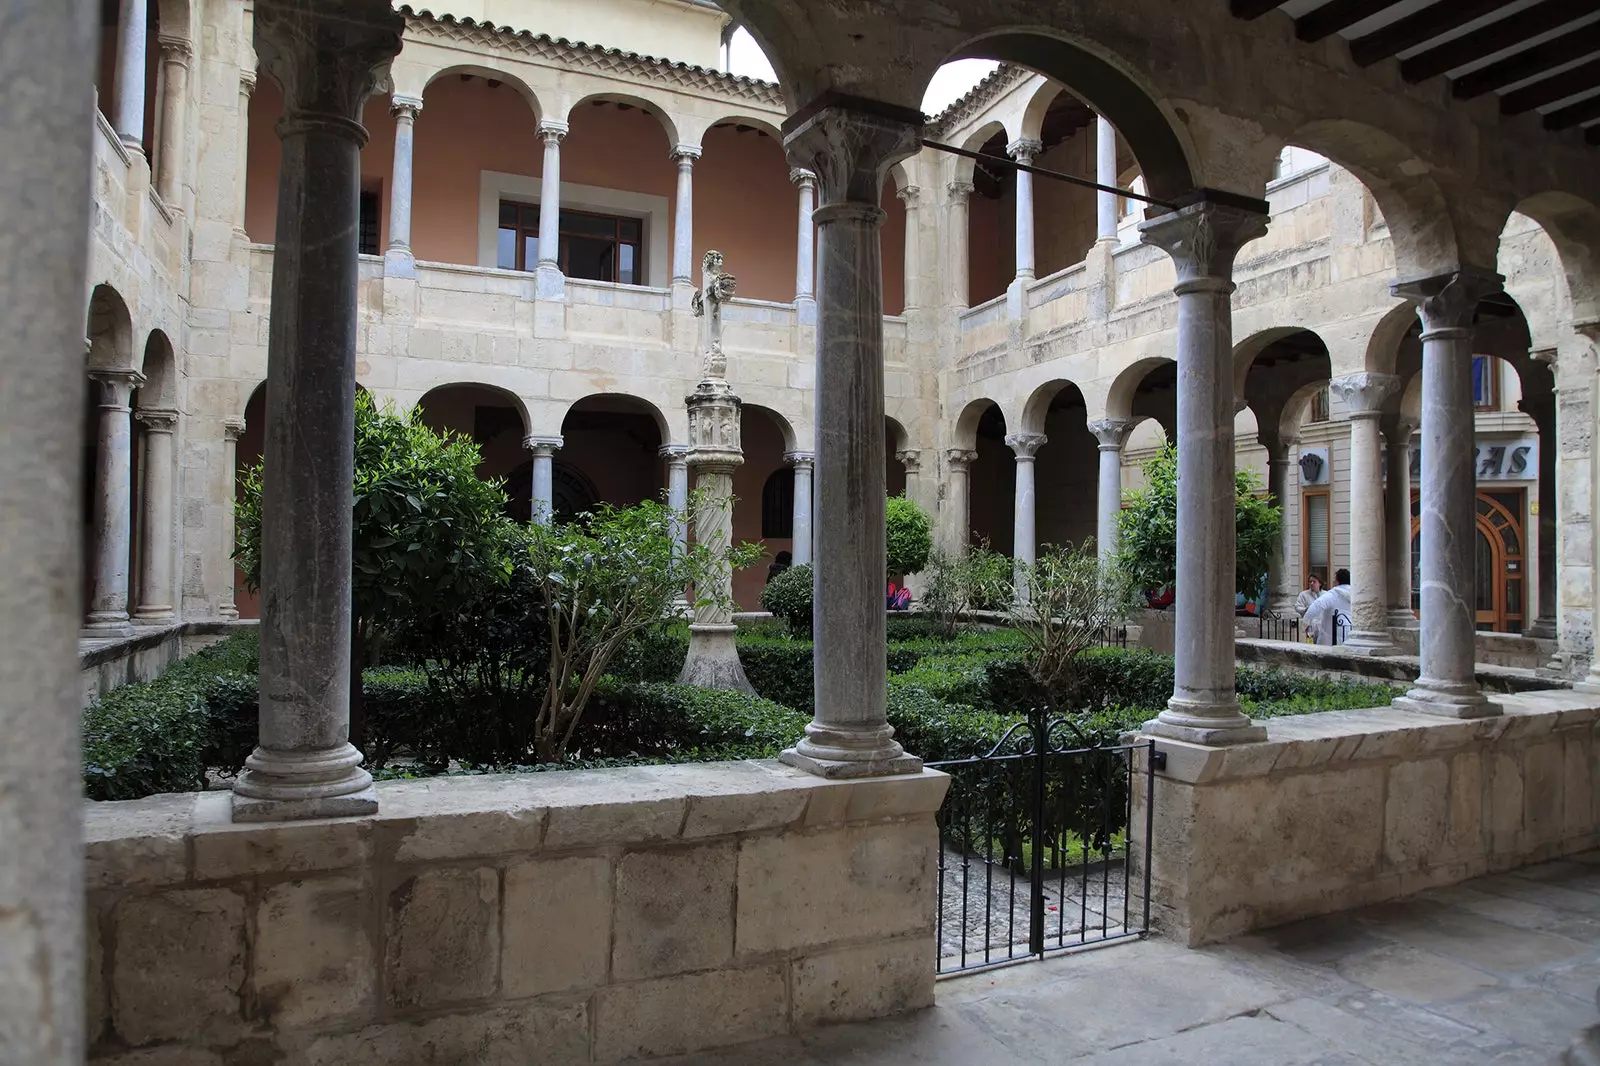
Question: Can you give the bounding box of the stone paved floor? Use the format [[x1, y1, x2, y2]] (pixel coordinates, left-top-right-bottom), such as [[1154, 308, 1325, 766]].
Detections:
[[938, 850, 1132, 969], [655, 853, 1600, 1064]]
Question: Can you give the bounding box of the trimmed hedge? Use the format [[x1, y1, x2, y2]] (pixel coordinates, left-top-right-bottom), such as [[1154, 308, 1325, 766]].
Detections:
[[586, 679, 810, 762]]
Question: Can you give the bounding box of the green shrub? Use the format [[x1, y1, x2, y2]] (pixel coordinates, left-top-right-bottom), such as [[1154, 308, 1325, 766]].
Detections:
[[737, 633, 815, 711], [889, 652, 999, 709], [885, 685, 1016, 765], [760, 563, 813, 637], [885, 616, 946, 642], [612, 623, 690, 684], [886, 495, 933, 578], [586, 680, 809, 761]]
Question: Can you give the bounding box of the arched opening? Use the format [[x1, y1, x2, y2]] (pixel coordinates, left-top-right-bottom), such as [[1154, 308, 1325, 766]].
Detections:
[[731, 404, 794, 610], [415, 383, 531, 519], [885, 416, 910, 498], [958, 120, 1010, 307], [697, 115, 798, 303], [557, 394, 669, 521], [1024, 381, 1097, 549], [83, 285, 136, 626], [130, 329, 178, 618], [965, 402, 1014, 555]]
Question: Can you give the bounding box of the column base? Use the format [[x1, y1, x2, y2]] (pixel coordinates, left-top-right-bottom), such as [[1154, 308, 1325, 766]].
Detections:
[[218, 603, 240, 621], [534, 264, 565, 300], [83, 612, 134, 638], [1392, 679, 1501, 719], [1341, 629, 1401, 656], [1143, 700, 1267, 746], [132, 606, 176, 626], [382, 247, 416, 278], [1525, 618, 1557, 640], [780, 723, 922, 779], [679, 623, 755, 694], [1572, 669, 1600, 696], [795, 296, 817, 325], [231, 742, 377, 822], [1385, 608, 1419, 629]]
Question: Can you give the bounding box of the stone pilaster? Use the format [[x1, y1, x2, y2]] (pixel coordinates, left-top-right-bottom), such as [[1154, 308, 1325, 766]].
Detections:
[[1088, 418, 1134, 562], [155, 34, 193, 206], [1330, 372, 1400, 654], [1095, 116, 1118, 244], [132, 408, 179, 625], [790, 167, 816, 313], [680, 380, 754, 693], [535, 120, 568, 298], [231, 0, 404, 822], [235, 70, 256, 238], [781, 102, 922, 778], [383, 94, 422, 277], [1006, 432, 1046, 603], [1555, 327, 1597, 674], [1391, 266, 1505, 718], [1138, 195, 1270, 745], [671, 145, 701, 284], [943, 448, 978, 556], [946, 180, 974, 309], [85, 368, 146, 636], [1383, 416, 1418, 629], [220, 417, 246, 619], [113, 0, 149, 151], [1261, 431, 1301, 614], [786, 450, 815, 566], [523, 435, 562, 526]]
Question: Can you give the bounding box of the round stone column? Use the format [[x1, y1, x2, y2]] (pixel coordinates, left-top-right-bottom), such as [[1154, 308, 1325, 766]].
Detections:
[[946, 181, 974, 309], [155, 34, 192, 205], [671, 145, 700, 283], [1331, 372, 1400, 654], [791, 167, 816, 309], [1138, 196, 1270, 745], [1261, 431, 1301, 614], [524, 435, 562, 526], [132, 408, 179, 624], [85, 368, 145, 635], [383, 94, 421, 276], [112, 0, 149, 150], [786, 450, 815, 566], [1088, 418, 1133, 561], [898, 183, 922, 312], [944, 448, 977, 556], [1383, 416, 1417, 628], [1392, 267, 1505, 718], [535, 120, 567, 299], [1095, 116, 1118, 243], [1008, 138, 1041, 285], [660, 443, 689, 550], [220, 417, 245, 619], [231, 0, 404, 822], [234, 70, 256, 237], [781, 103, 922, 777], [1006, 432, 1046, 603]]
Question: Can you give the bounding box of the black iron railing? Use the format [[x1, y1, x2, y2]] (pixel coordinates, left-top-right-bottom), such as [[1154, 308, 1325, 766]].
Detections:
[[1097, 624, 1129, 649], [1258, 610, 1300, 642], [930, 712, 1155, 976]]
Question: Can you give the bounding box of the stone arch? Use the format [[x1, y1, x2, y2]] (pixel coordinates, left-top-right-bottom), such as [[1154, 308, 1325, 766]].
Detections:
[[86, 285, 135, 373], [696, 114, 798, 303], [565, 91, 681, 149], [691, 111, 782, 145], [946, 31, 1196, 201], [1363, 301, 1425, 377], [1105, 357, 1174, 422], [734, 403, 797, 608], [1277, 380, 1328, 442], [1235, 329, 1332, 442], [1020, 377, 1086, 436], [420, 64, 543, 124], [740, 402, 797, 453], [417, 382, 531, 440], [951, 119, 1008, 186], [885, 416, 910, 497], [553, 394, 669, 526], [1019, 77, 1066, 143], [1508, 191, 1600, 323], [951, 396, 1003, 451], [137, 329, 178, 409], [1231, 326, 1307, 402], [1029, 380, 1098, 551]]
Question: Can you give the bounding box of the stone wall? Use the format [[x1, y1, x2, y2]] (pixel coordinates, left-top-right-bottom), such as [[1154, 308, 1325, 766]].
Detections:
[[1136, 689, 1600, 947], [84, 761, 948, 1064], [79, 620, 257, 705]]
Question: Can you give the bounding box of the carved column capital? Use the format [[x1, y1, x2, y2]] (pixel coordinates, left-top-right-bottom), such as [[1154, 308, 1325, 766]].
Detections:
[[784, 450, 815, 470], [947, 180, 975, 205], [1381, 414, 1417, 444], [1138, 196, 1270, 290], [240, 69, 257, 96], [945, 448, 979, 470], [390, 93, 423, 119], [1006, 137, 1043, 164], [896, 448, 921, 473], [784, 103, 920, 211], [89, 368, 146, 408], [223, 417, 247, 442], [670, 143, 702, 168], [537, 119, 569, 146], [1391, 265, 1504, 338], [788, 166, 817, 189], [896, 183, 921, 208], [134, 408, 179, 433], [1005, 432, 1047, 459], [253, 0, 403, 132], [1329, 372, 1400, 418], [1087, 417, 1135, 451], [658, 443, 689, 464], [157, 33, 194, 65], [522, 434, 563, 456]]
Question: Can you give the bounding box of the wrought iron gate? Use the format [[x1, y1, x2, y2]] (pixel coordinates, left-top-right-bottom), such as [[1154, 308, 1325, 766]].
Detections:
[[929, 712, 1157, 975]]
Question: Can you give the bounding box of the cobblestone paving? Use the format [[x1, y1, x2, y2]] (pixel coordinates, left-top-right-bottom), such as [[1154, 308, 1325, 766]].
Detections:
[[654, 853, 1600, 1065]]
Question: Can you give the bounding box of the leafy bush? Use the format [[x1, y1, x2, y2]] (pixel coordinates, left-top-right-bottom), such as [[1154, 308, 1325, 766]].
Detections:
[[886, 495, 933, 578], [612, 623, 691, 684], [760, 563, 814, 637], [585, 680, 809, 761], [922, 542, 1013, 635], [886, 685, 1016, 765], [1012, 540, 1136, 707], [885, 616, 946, 642]]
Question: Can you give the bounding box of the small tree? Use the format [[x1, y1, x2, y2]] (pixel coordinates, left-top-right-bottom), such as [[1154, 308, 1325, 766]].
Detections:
[[760, 563, 813, 637], [922, 540, 1014, 636], [1117, 442, 1282, 601], [236, 393, 513, 746], [1011, 539, 1137, 708], [527, 493, 760, 763], [886, 494, 933, 579]]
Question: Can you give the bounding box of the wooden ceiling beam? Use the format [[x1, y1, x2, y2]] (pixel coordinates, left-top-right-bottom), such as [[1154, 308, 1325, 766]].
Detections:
[[1400, 0, 1595, 82], [1500, 57, 1600, 114], [1452, 24, 1600, 99], [1296, 0, 1404, 44], [1230, 0, 1285, 18], [1350, 0, 1517, 68]]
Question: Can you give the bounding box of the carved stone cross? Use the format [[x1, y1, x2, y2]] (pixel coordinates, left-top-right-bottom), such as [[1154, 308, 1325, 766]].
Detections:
[[691, 249, 736, 379]]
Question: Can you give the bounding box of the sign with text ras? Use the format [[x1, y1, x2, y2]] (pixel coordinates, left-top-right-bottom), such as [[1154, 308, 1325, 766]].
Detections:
[[1408, 438, 1536, 482]]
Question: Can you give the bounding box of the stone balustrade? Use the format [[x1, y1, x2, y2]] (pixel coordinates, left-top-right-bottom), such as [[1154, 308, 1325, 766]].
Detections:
[[1136, 689, 1600, 946], [84, 761, 948, 1064]]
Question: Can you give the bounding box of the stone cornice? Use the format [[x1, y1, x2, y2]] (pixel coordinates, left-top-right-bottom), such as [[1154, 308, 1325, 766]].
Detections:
[[926, 65, 1030, 141], [399, 7, 784, 110]]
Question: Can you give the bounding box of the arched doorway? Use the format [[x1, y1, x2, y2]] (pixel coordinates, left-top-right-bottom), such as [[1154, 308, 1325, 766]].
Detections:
[[1411, 490, 1526, 634]]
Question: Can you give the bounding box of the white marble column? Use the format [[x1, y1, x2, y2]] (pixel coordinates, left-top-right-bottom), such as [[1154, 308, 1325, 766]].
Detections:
[[944, 448, 977, 555], [383, 94, 421, 276], [220, 417, 245, 619], [525, 435, 562, 525], [1088, 418, 1133, 561], [1139, 197, 1270, 745], [947, 180, 974, 309], [1332, 372, 1400, 654], [231, 0, 403, 822], [132, 408, 178, 624], [782, 103, 922, 777], [85, 368, 145, 635], [1, 5, 98, 1055], [660, 443, 689, 549], [1392, 267, 1505, 718], [1007, 433, 1046, 602], [235, 70, 255, 236], [1262, 431, 1301, 612], [898, 183, 922, 312], [1008, 138, 1041, 285], [787, 450, 815, 566], [791, 167, 816, 308], [113, 0, 149, 151], [1383, 416, 1417, 628], [536, 119, 567, 295], [671, 145, 700, 284], [154, 34, 191, 205], [1096, 116, 1118, 243]]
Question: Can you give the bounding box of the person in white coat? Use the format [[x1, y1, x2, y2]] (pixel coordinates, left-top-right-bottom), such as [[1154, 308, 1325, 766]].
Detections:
[[1294, 574, 1323, 619], [1304, 568, 1352, 646]]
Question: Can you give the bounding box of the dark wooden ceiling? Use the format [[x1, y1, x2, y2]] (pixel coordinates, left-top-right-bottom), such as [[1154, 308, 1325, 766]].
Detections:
[[1231, 0, 1600, 146]]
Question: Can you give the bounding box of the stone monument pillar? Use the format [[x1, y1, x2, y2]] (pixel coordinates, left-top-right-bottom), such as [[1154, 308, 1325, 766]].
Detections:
[[679, 250, 754, 693]]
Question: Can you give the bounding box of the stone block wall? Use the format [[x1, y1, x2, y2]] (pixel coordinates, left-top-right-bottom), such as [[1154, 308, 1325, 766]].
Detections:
[[84, 761, 948, 1064], [1136, 689, 1600, 946]]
